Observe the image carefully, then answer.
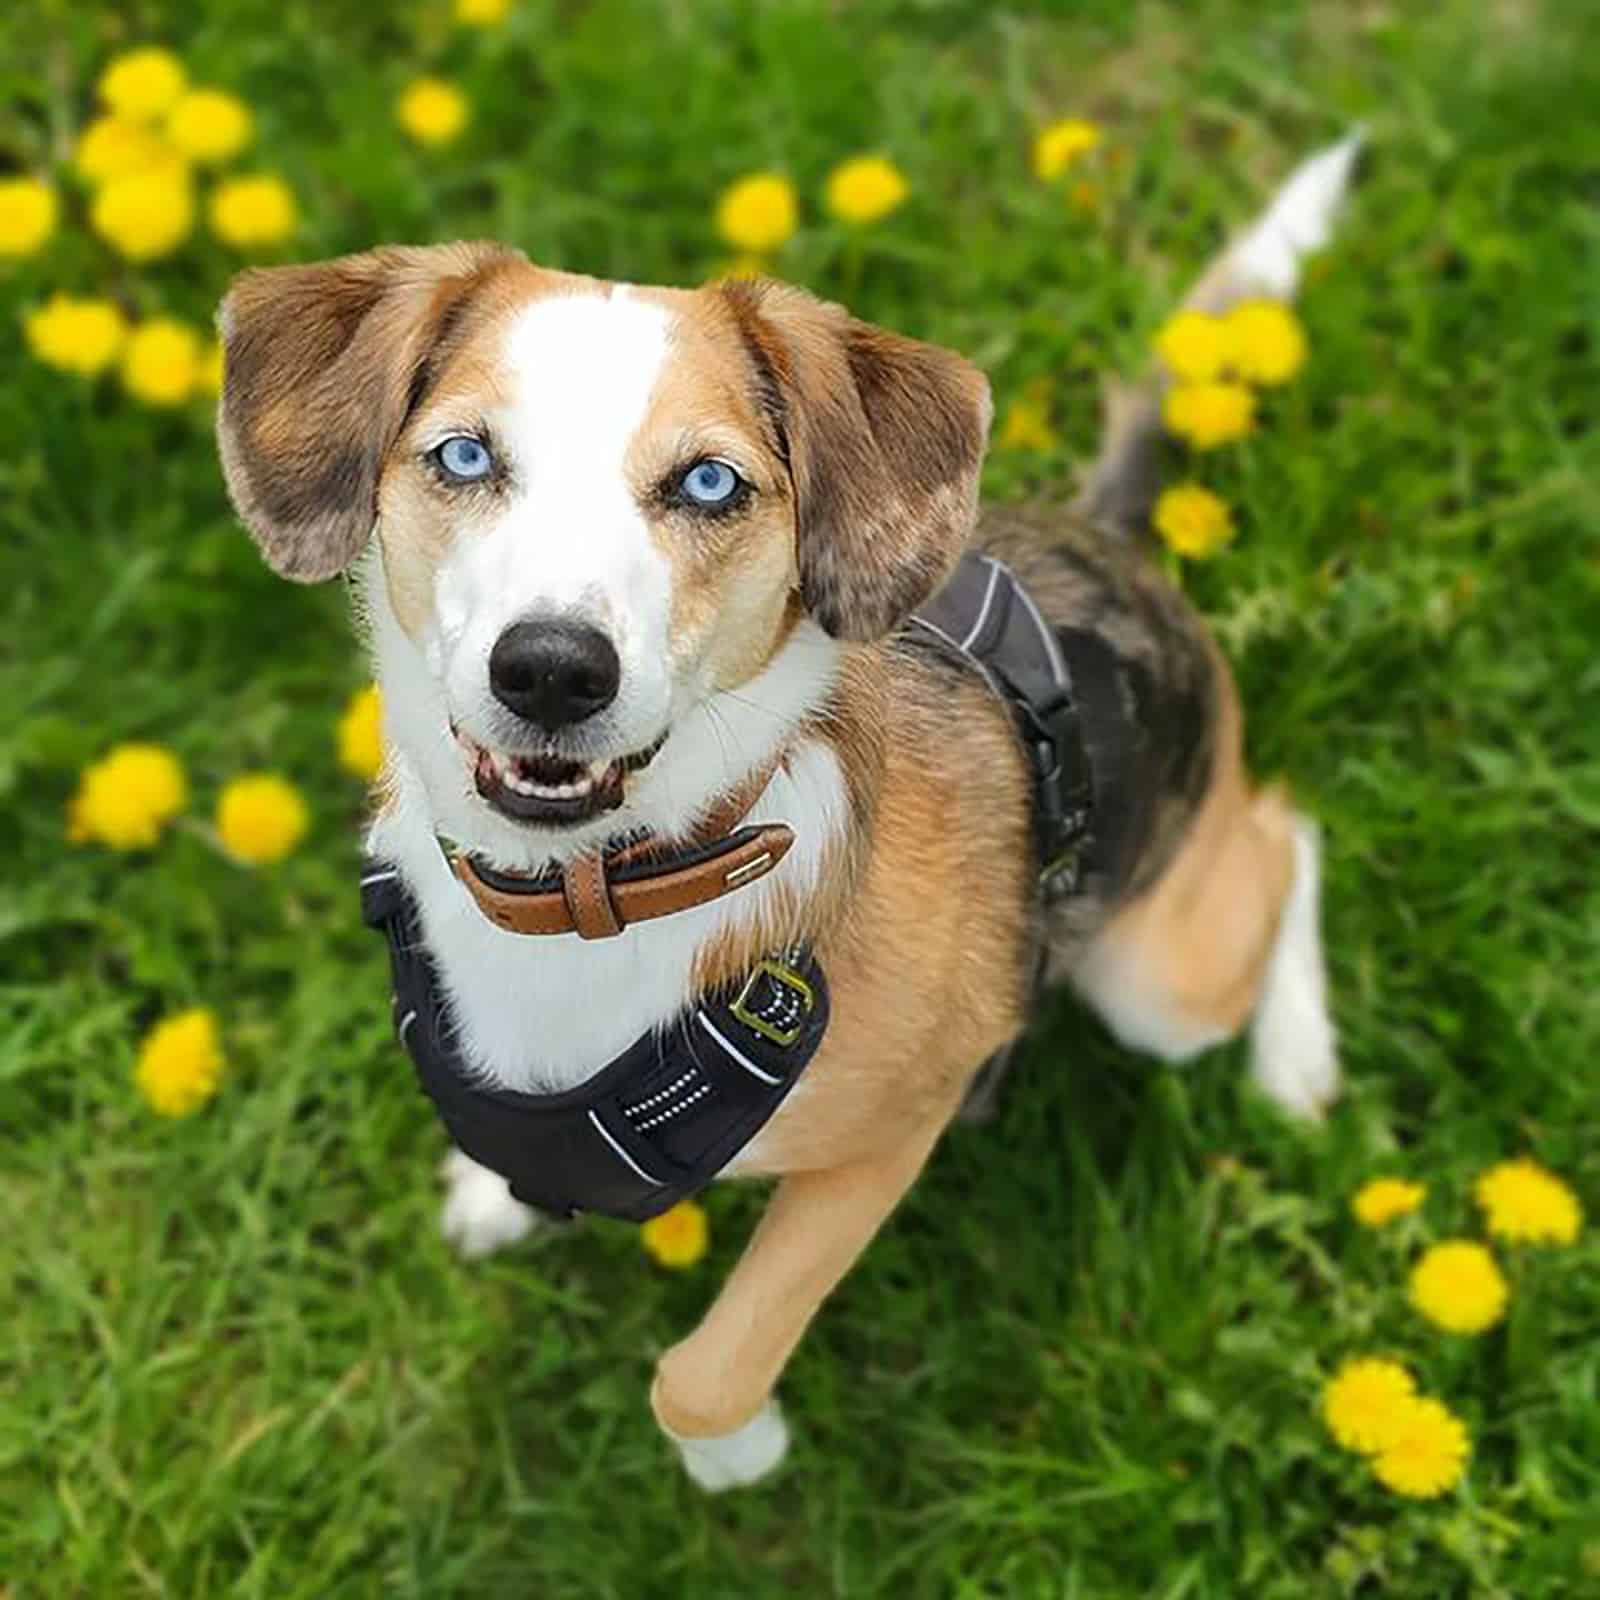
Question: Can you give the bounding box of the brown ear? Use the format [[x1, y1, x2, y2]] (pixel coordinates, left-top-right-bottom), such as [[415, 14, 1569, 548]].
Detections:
[[216, 241, 521, 582], [720, 279, 992, 640]]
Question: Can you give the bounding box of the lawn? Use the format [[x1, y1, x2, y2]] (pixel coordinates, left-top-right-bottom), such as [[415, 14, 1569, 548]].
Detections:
[[3, 0, 1599, 1595]]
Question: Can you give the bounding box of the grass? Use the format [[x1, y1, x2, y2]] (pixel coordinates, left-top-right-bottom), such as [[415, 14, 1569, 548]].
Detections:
[[3, 0, 1599, 1594]]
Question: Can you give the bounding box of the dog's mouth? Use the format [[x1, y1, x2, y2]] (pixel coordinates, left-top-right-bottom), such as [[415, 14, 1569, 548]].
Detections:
[[455, 729, 666, 826]]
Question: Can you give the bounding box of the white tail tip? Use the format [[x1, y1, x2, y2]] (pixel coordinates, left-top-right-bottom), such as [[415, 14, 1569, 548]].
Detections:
[[1231, 128, 1366, 300]]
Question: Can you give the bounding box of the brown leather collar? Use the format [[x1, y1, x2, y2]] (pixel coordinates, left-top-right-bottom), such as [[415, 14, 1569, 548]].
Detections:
[[451, 752, 793, 940]]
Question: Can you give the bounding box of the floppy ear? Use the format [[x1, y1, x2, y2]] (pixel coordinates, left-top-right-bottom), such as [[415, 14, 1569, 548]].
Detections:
[[216, 241, 520, 582], [720, 279, 992, 641]]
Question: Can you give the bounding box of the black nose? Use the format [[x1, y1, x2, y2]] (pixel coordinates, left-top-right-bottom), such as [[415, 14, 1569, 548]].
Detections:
[[488, 619, 621, 730]]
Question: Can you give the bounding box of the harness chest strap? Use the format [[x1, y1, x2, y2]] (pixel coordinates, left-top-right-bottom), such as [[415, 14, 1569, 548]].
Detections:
[[361, 860, 830, 1223], [907, 551, 1096, 891]]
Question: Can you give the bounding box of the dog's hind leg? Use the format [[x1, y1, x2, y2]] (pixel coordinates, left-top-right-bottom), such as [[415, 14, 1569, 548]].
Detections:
[[1247, 814, 1338, 1117], [1068, 681, 1338, 1119]]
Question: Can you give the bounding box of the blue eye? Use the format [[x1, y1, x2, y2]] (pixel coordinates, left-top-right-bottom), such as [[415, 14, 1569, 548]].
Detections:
[[679, 458, 743, 508], [435, 435, 494, 481]]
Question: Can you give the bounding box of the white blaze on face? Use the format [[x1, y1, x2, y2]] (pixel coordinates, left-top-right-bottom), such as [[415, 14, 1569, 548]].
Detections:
[[431, 286, 677, 755]]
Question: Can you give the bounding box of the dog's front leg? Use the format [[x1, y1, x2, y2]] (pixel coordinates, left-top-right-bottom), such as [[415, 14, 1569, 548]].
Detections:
[[651, 1115, 948, 1491]]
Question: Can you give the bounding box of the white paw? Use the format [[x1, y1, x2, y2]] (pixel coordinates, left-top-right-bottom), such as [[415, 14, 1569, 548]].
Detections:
[[439, 1148, 539, 1259], [1252, 1013, 1339, 1119], [1250, 817, 1340, 1120], [668, 1399, 790, 1492]]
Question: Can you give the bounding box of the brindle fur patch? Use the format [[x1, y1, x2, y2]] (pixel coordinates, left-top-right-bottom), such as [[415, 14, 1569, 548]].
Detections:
[[217, 242, 525, 582], [720, 279, 993, 642]]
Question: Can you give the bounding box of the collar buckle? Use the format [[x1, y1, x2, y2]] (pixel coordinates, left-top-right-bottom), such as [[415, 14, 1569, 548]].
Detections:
[[730, 957, 816, 1047]]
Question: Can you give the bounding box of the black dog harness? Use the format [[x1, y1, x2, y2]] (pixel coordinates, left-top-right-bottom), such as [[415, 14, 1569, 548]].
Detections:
[[361, 863, 829, 1223], [363, 552, 1098, 1221], [907, 552, 1097, 897]]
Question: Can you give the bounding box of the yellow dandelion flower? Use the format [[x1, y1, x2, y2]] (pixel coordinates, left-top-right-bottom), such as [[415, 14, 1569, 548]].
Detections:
[[135, 1007, 223, 1118], [1371, 1396, 1470, 1499], [75, 116, 174, 185], [337, 685, 384, 781], [1223, 300, 1308, 387], [209, 174, 298, 249], [1320, 1357, 1416, 1454], [1033, 118, 1102, 181], [1162, 381, 1257, 450], [1153, 483, 1235, 559], [24, 294, 129, 378], [455, 0, 511, 23], [640, 1200, 709, 1269], [99, 46, 188, 122], [824, 155, 909, 226], [1409, 1240, 1509, 1334], [397, 78, 470, 147], [165, 88, 253, 164], [1476, 1158, 1583, 1246], [216, 774, 310, 866], [0, 177, 58, 258], [996, 379, 1057, 453], [1154, 310, 1230, 384], [68, 743, 188, 850], [715, 173, 798, 255], [121, 318, 202, 408], [91, 160, 194, 261], [1352, 1177, 1427, 1227], [197, 340, 225, 398]]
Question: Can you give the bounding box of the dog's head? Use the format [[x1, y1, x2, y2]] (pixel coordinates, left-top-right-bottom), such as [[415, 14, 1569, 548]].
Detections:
[[217, 244, 991, 862]]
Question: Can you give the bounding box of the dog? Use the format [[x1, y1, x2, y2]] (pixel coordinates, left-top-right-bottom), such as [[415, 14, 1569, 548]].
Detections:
[[215, 133, 1357, 1491]]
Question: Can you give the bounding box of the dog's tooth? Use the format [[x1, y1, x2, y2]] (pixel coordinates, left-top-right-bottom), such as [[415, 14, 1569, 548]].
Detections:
[[525, 776, 595, 801]]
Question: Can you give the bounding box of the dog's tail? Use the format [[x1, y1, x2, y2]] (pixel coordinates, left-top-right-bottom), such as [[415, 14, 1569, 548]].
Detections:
[[1072, 130, 1365, 541]]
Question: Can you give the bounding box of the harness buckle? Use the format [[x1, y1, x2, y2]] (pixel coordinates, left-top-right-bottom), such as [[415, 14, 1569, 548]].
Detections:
[[1040, 842, 1083, 900], [730, 958, 816, 1047]]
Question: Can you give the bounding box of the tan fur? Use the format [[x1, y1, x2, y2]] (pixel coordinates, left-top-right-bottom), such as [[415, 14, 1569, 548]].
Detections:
[[653, 1113, 949, 1439], [1084, 663, 1294, 1036], [624, 289, 802, 692], [691, 653, 1034, 1173]]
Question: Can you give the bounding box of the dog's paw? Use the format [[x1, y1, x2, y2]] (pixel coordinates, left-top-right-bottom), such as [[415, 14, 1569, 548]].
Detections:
[[1252, 1014, 1339, 1120], [669, 1400, 790, 1493], [439, 1148, 539, 1258]]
